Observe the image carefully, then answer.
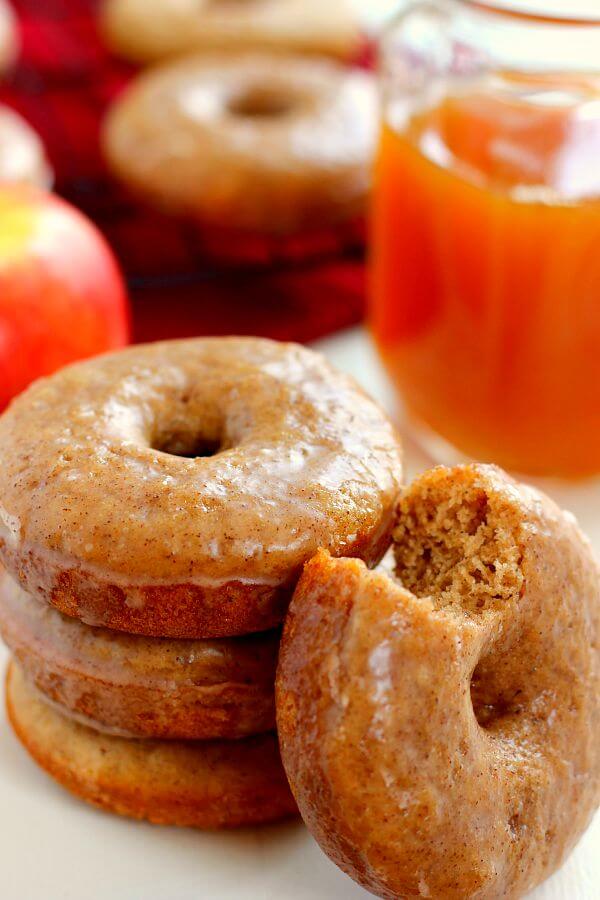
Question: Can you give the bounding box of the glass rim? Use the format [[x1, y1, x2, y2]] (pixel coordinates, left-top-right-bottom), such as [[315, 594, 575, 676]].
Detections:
[[457, 1, 600, 26]]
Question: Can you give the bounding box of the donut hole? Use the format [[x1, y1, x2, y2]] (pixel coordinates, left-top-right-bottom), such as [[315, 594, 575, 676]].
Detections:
[[152, 423, 222, 459], [149, 394, 226, 459], [228, 86, 297, 119], [469, 656, 525, 731], [154, 434, 221, 458], [393, 473, 524, 619]]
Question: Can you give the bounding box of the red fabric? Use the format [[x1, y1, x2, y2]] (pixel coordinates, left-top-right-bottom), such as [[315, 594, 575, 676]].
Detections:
[[0, 0, 367, 343]]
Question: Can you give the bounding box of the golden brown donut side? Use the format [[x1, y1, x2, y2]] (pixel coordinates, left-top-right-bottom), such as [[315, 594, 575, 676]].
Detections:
[[5, 552, 295, 639], [0, 571, 279, 739], [0, 338, 402, 638], [7, 663, 298, 828], [276, 465, 600, 900], [0, 521, 392, 639], [12, 649, 276, 740]]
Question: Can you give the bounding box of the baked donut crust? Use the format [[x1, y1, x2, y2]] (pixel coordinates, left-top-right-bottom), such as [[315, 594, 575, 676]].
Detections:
[[0, 0, 18, 76], [0, 337, 402, 638], [276, 465, 600, 899], [0, 569, 278, 740], [101, 0, 362, 64], [0, 106, 52, 188], [103, 54, 376, 236], [7, 663, 297, 828]]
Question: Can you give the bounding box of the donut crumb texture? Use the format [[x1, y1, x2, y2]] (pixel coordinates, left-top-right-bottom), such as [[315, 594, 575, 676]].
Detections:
[[393, 469, 524, 618]]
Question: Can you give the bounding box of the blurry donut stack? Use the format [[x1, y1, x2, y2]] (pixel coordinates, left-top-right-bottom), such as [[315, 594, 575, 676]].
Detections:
[[0, 336, 404, 826], [0, 0, 377, 267], [98, 0, 378, 266], [0, 0, 378, 351]]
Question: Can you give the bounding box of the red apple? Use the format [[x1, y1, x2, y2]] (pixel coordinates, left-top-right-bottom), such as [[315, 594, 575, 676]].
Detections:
[[0, 186, 129, 409]]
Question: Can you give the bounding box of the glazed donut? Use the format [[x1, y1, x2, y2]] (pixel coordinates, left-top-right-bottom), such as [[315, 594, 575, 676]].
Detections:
[[277, 465, 600, 900], [0, 106, 52, 188], [0, 569, 278, 740], [0, 0, 18, 76], [101, 0, 362, 64], [0, 337, 402, 638], [7, 663, 297, 828], [103, 54, 376, 236]]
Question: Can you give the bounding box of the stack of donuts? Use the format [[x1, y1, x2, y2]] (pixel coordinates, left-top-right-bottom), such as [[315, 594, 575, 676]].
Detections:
[[0, 335, 597, 899], [0, 336, 404, 827]]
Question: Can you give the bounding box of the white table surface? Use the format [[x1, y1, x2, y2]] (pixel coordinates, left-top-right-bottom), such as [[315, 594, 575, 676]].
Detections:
[[0, 327, 598, 900]]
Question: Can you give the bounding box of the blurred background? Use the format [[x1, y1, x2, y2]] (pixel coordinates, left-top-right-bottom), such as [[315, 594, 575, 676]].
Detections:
[[0, 0, 394, 345]]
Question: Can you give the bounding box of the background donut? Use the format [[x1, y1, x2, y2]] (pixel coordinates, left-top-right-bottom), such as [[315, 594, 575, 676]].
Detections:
[[276, 465, 600, 900], [103, 54, 376, 237], [101, 0, 362, 64]]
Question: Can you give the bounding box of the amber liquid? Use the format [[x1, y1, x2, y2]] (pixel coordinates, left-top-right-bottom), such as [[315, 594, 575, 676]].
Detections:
[[371, 80, 600, 476]]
